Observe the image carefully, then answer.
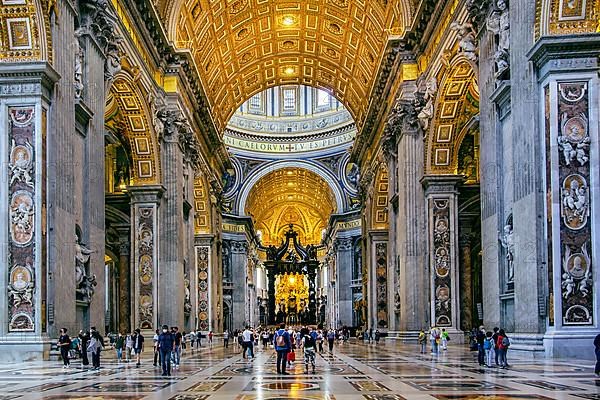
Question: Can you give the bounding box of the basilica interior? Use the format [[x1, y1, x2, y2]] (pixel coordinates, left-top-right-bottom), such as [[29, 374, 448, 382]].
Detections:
[[0, 1, 599, 394]]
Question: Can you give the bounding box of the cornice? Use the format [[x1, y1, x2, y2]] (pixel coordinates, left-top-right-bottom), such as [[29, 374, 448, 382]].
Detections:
[[224, 122, 356, 144], [527, 34, 600, 69]]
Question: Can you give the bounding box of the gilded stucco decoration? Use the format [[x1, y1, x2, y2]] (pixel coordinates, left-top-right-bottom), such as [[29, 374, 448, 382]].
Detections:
[[245, 168, 336, 246], [105, 77, 161, 184], [537, 0, 599, 38], [0, 0, 50, 62], [194, 175, 212, 235], [164, 0, 413, 133], [371, 163, 389, 230], [426, 59, 479, 174]]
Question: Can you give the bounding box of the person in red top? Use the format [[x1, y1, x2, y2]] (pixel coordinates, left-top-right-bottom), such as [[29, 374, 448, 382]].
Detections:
[[496, 329, 509, 368]]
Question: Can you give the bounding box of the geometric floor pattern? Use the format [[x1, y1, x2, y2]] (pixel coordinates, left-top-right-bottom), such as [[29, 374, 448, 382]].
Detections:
[[1, 341, 597, 399]]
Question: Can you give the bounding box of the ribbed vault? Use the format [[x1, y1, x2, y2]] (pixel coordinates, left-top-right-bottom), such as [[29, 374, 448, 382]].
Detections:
[[161, 0, 414, 133]]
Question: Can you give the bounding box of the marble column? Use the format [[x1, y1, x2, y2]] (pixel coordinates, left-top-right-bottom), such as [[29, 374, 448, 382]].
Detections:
[[0, 63, 59, 361], [129, 186, 163, 331], [422, 175, 464, 338], [335, 237, 353, 327]]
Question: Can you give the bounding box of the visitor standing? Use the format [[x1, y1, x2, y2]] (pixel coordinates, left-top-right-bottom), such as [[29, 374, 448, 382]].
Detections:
[[57, 328, 71, 368], [594, 332, 600, 376], [223, 330, 229, 348], [133, 328, 144, 367], [88, 327, 103, 370], [242, 326, 254, 359], [327, 329, 336, 352], [476, 326, 486, 366], [491, 327, 500, 365], [262, 330, 270, 348], [496, 329, 510, 368], [173, 327, 182, 368], [158, 325, 174, 376], [375, 329, 381, 344], [441, 328, 449, 350], [274, 323, 291, 375], [208, 331, 213, 347], [78, 330, 90, 367], [484, 331, 495, 367], [153, 329, 160, 366], [430, 326, 440, 355], [114, 332, 125, 362], [317, 330, 324, 353], [125, 332, 134, 362], [418, 330, 427, 353]]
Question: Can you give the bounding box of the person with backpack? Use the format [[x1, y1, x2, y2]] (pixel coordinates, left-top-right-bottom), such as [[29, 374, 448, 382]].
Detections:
[[484, 331, 495, 367], [302, 328, 316, 373], [496, 329, 510, 368], [274, 323, 291, 375], [88, 327, 104, 370], [57, 328, 72, 368], [429, 326, 440, 355], [327, 329, 336, 352], [418, 330, 427, 354]]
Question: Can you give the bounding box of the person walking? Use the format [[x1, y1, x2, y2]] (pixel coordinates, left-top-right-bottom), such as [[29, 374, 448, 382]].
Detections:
[[274, 323, 291, 375], [158, 325, 174, 376], [223, 330, 229, 348], [133, 328, 144, 367], [317, 330, 324, 353], [262, 330, 270, 348], [327, 329, 336, 352], [594, 332, 600, 376], [208, 331, 213, 347], [88, 327, 103, 370], [114, 332, 125, 363], [496, 329, 510, 368], [441, 328, 449, 351], [302, 328, 317, 373], [491, 327, 500, 365], [418, 329, 427, 353], [375, 329, 381, 345], [58, 328, 71, 368]]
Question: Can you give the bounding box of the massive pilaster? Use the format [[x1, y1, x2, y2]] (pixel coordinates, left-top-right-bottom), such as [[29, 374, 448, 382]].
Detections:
[[129, 186, 163, 331], [229, 240, 249, 329], [422, 176, 465, 339], [334, 237, 354, 327]]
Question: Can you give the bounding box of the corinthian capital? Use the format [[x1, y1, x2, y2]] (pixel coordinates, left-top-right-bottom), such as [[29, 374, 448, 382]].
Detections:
[[385, 95, 424, 141]]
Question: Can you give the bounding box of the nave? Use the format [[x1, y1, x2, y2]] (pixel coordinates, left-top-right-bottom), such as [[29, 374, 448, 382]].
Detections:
[[0, 342, 596, 399]]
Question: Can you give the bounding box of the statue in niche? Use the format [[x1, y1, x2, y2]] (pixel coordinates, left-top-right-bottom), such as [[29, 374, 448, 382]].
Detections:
[[394, 289, 401, 311], [75, 234, 97, 303], [450, 21, 478, 61], [417, 77, 438, 132], [74, 40, 84, 98], [184, 273, 192, 314], [498, 222, 514, 283], [487, 0, 510, 77]]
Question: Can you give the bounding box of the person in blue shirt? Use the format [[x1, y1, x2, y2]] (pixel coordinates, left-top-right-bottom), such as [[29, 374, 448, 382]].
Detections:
[[273, 323, 291, 375], [157, 325, 175, 376]]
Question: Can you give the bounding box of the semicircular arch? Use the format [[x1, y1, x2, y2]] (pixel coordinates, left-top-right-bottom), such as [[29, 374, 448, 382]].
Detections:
[[106, 76, 161, 185]]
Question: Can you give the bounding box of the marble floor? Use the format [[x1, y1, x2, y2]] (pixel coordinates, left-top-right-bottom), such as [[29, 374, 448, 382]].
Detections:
[[1, 340, 597, 399]]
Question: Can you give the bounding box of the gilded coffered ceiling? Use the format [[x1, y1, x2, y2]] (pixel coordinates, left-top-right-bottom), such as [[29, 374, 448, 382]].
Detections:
[[160, 0, 413, 133], [245, 167, 336, 246]]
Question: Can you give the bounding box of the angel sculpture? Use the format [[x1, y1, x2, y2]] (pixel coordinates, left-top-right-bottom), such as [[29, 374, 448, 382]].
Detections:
[[487, 0, 510, 76], [450, 21, 478, 61]]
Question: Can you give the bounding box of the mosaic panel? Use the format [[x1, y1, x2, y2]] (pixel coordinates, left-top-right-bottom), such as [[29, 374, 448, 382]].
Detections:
[[137, 206, 155, 329], [7, 106, 36, 332]]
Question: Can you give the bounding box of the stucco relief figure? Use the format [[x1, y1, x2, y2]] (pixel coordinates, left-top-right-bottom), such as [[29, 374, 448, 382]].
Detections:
[[487, 0, 510, 76], [450, 21, 478, 61], [138, 224, 153, 252], [498, 223, 514, 282], [417, 77, 438, 132], [559, 114, 589, 166], [9, 140, 34, 188], [561, 174, 589, 230], [562, 244, 591, 299], [10, 193, 34, 245], [9, 264, 33, 308]]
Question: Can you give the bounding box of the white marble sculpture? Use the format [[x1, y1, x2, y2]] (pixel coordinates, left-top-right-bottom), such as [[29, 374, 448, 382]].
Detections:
[[450, 21, 478, 61], [498, 223, 514, 282]]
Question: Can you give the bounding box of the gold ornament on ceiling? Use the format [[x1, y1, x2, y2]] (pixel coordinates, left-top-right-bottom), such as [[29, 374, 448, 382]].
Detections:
[[168, 0, 411, 133]]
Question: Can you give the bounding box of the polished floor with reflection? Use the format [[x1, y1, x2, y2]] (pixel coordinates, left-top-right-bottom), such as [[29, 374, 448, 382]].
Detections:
[[1, 341, 597, 399]]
